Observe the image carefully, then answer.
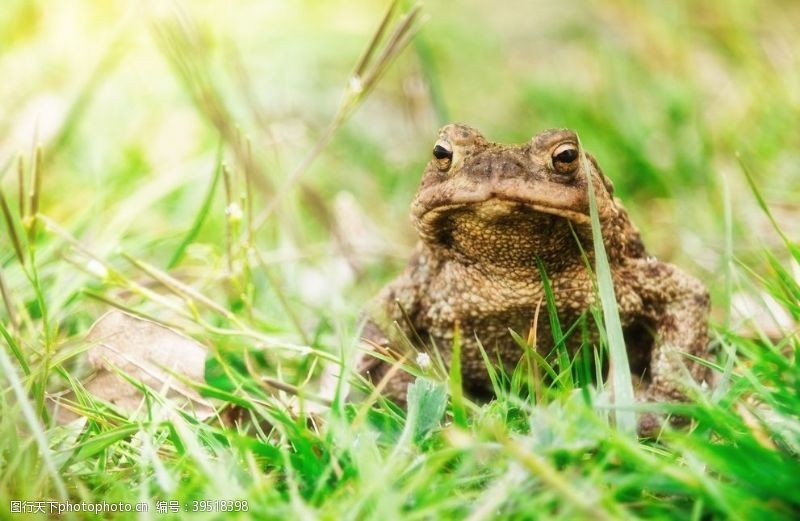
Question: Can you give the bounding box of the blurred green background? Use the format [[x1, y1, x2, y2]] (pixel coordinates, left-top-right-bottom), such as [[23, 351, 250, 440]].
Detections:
[[1, 0, 799, 336]]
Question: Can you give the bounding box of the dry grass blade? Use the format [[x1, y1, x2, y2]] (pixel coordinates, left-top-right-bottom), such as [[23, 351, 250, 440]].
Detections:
[[250, 247, 310, 345], [222, 163, 235, 273], [0, 186, 25, 265], [253, 2, 424, 231], [228, 50, 278, 146], [0, 268, 18, 330], [260, 376, 333, 408], [244, 138, 255, 246], [16, 155, 26, 222], [122, 252, 235, 321], [358, 4, 423, 94], [26, 146, 43, 242], [38, 214, 200, 321], [527, 296, 544, 404], [82, 290, 183, 329], [152, 9, 271, 196], [352, 0, 398, 79], [114, 251, 325, 360]]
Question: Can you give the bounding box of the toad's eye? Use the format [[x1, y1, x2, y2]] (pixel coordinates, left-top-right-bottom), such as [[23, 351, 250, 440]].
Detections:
[[552, 143, 578, 164], [433, 143, 453, 160], [432, 141, 453, 171]]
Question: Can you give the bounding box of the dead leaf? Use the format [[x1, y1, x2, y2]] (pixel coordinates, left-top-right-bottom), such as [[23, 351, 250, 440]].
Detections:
[[81, 310, 213, 419]]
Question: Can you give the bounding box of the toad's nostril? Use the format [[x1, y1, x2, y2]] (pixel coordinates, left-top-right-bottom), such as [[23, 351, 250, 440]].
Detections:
[[494, 156, 525, 180], [473, 156, 492, 179]]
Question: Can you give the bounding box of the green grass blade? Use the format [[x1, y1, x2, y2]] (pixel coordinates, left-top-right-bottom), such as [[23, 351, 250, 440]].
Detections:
[[509, 328, 560, 382], [167, 143, 223, 269], [407, 377, 448, 441], [449, 324, 467, 427], [579, 136, 636, 436], [738, 155, 800, 260], [536, 258, 573, 388], [0, 335, 68, 499], [69, 424, 141, 462], [0, 319, 29, 375]]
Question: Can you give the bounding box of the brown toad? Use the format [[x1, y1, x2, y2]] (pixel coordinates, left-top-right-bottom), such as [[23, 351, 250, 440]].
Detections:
[[358, 124, 711, 435]]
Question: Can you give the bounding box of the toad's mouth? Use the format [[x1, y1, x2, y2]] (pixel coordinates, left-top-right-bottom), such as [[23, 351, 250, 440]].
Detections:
[[412, 177, 593, 229], [414, 198, 588, 266], [418, 196, 590, 226], [414, 195, 592, 243]]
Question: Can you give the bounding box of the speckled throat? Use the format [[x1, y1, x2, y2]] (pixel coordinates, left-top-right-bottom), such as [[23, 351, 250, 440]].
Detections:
[[419, 199, 592, 271]]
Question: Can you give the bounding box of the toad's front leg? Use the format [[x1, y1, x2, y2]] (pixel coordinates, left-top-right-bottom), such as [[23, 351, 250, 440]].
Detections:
[[354, 245, 434, 406], [627, 259, 712, 436]]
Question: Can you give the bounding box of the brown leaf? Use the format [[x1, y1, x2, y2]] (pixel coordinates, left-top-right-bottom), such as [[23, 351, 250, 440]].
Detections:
[[82, 310, 213, 419]]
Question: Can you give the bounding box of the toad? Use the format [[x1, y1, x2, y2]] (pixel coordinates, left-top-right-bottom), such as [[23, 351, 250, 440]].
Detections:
[[357, 124, 711, 435]]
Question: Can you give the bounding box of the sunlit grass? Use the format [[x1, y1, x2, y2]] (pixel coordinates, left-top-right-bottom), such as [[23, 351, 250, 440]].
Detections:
[[1, 0, 800, 519]]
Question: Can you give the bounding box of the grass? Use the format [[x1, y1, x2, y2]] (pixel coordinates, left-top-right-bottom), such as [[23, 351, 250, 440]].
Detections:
[[2, 0, 800, 519]]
